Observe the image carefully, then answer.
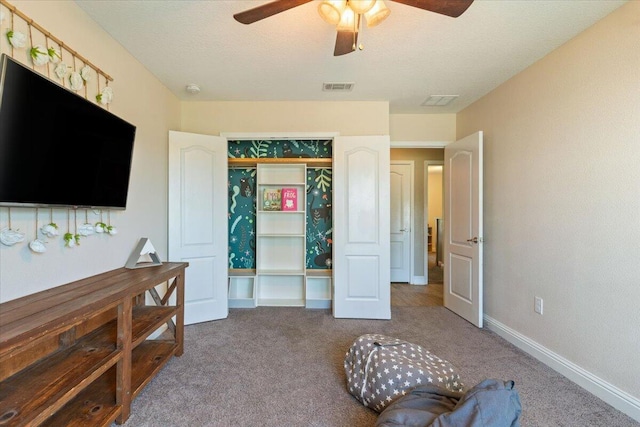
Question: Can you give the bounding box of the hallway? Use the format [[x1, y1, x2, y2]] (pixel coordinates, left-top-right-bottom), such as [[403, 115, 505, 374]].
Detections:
[[391, 253, 443, 307]]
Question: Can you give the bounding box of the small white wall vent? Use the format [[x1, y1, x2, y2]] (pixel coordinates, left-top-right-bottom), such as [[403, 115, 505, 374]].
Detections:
[[323, 82, 355, 92], [421, 95, 459, 107]]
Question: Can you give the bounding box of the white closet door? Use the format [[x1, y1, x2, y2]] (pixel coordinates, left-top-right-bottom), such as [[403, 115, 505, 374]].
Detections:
[[168, 131, 228, 324], [333, 135, 391, 319]]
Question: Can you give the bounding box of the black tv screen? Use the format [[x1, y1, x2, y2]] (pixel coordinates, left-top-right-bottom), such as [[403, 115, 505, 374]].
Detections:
[[0, 54, 136, 209]]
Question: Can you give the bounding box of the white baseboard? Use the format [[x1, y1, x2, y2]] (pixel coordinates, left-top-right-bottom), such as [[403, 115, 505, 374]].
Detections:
[[411, 276, 427, 285], [484, 315, 640, 422]]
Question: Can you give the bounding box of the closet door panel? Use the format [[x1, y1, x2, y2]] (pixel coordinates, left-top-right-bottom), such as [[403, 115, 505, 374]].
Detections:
[[333, 136, 390, 319]]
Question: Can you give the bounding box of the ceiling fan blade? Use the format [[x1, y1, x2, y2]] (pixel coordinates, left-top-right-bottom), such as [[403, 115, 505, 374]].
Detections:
[[390, 0, 474, 18], [334, 30, 358, 56], [234, 0, 313, 24]]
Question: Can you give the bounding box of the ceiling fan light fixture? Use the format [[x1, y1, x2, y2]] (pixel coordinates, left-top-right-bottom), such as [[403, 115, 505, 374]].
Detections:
[[318, 0, 346, 25], [364, 0, 390, 28], [336, 5, 357, 32], [347, 0, 376, 15]]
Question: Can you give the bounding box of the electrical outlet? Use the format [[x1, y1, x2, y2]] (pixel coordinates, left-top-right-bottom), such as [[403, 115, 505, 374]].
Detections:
[[534, 296, 543, 315]]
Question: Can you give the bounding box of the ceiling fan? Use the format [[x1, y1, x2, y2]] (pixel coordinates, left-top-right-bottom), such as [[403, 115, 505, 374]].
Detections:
[[234, 0, 474, 56]]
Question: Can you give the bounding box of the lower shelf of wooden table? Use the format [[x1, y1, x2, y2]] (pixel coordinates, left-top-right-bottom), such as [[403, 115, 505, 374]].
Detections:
[[41, 367, 121, 427], [0, 324, 121, 427], [0, 306, 178, 427], [40, 340, 178, 427], [131, 340, 179, 399]]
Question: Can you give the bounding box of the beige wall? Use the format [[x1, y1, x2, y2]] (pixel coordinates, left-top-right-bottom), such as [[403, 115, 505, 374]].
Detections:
[[390, 149, 444, 280], [457, 1, 640, 403], [181, 101, 388, 136], [181, 103, 457, 142], [0, 1, 181, 301], [390, 114, 456, 142]]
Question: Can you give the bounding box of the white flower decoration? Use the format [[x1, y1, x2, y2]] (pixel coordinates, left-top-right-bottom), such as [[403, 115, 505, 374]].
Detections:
[[54, 63, 68, 79], [69, 71, 83, 91], [6, 30, 27, 49], [106, 225, 118, 235], [29, 239, 47, 253], [30, 45, 50, 66], [94, 222, 106, 233], [0, 227, 25, 246], [80, 65, 91, 82], [96, 86, 113, 105], [47, 47, 61, 63], [41, 223, 59, 238], [78, 223, 95, 236]]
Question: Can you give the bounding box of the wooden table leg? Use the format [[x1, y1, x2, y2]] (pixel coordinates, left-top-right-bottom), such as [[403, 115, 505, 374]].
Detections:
[[115, 297, 132, 424], [175, 272, 185, 357]]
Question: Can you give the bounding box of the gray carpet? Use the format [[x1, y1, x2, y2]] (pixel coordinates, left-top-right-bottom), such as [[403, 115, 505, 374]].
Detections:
[[119, 307, 639, 427]]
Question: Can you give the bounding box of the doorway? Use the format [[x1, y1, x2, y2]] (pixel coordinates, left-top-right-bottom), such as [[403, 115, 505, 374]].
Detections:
[[390, 148, 444, 285], [425, 162, 444, 285], [390, 148, 444, 307]]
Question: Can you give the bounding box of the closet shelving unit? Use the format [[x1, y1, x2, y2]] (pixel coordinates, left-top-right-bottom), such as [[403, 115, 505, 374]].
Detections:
[[227, 158, 332, 308], [256, 163, 307, 306]]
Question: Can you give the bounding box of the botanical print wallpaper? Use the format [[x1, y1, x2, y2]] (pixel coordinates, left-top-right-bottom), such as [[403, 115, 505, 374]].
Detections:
[[306, 168, 332, 269], [227, 140, 332, 270], [228, 167, 256, 269], [228, 139, 332, 159]]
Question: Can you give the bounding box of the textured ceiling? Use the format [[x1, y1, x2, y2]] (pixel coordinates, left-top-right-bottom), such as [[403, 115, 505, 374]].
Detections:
[[75, 0, 626, 113]]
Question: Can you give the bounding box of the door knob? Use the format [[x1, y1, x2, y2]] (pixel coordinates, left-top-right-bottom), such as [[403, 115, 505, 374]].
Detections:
[[466, 237, 480, 244]]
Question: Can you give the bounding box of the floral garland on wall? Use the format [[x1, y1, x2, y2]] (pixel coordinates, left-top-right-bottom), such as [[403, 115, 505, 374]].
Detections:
[[0, 0, 119, 253], [0, 0, 114, 105], [0, 207, 119, 252]]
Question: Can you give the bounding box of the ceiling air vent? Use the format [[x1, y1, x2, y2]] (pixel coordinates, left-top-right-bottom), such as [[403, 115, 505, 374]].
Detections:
[[421, 95, 459, 107], [323, 82, 355, 92]]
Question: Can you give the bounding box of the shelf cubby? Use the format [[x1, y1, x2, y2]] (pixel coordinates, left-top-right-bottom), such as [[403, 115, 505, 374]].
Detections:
[[305, 270, 332, 309], [228, 269, 257, 308], [257, 271, 305, 307], [256, 236, 305, 272]]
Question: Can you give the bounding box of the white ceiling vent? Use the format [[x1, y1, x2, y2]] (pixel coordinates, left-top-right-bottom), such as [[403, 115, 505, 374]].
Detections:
[[323, 82, 355, 92], [421, 95, 459, 107]]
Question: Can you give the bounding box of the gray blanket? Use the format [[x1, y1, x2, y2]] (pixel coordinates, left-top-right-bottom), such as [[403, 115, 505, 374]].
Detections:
[[376, 379, 522, 427]]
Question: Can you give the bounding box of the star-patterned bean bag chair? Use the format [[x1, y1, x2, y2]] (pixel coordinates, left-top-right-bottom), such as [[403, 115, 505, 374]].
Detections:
[[344, 334, 464, 413]]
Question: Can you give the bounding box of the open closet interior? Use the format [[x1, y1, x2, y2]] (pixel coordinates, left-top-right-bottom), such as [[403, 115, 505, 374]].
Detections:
[[226, 139, 333, 309]]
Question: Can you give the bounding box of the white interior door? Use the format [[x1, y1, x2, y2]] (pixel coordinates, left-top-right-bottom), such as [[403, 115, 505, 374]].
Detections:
[[390, 162, 412, 283], [333, 135, 391, 319], [444, 131, 483, 327], [168, 131, 228, 325]]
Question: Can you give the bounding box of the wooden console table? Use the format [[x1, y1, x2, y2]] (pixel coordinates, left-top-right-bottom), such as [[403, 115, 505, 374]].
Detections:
[[0, 262, 188, 426]]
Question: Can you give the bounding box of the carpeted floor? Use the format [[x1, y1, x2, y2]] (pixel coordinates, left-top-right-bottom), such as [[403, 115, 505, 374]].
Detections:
[[118, 306, 638, 427]]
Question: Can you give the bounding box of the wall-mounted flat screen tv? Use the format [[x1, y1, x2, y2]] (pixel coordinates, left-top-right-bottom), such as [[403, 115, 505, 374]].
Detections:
[[0, 54, 136, 210]]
